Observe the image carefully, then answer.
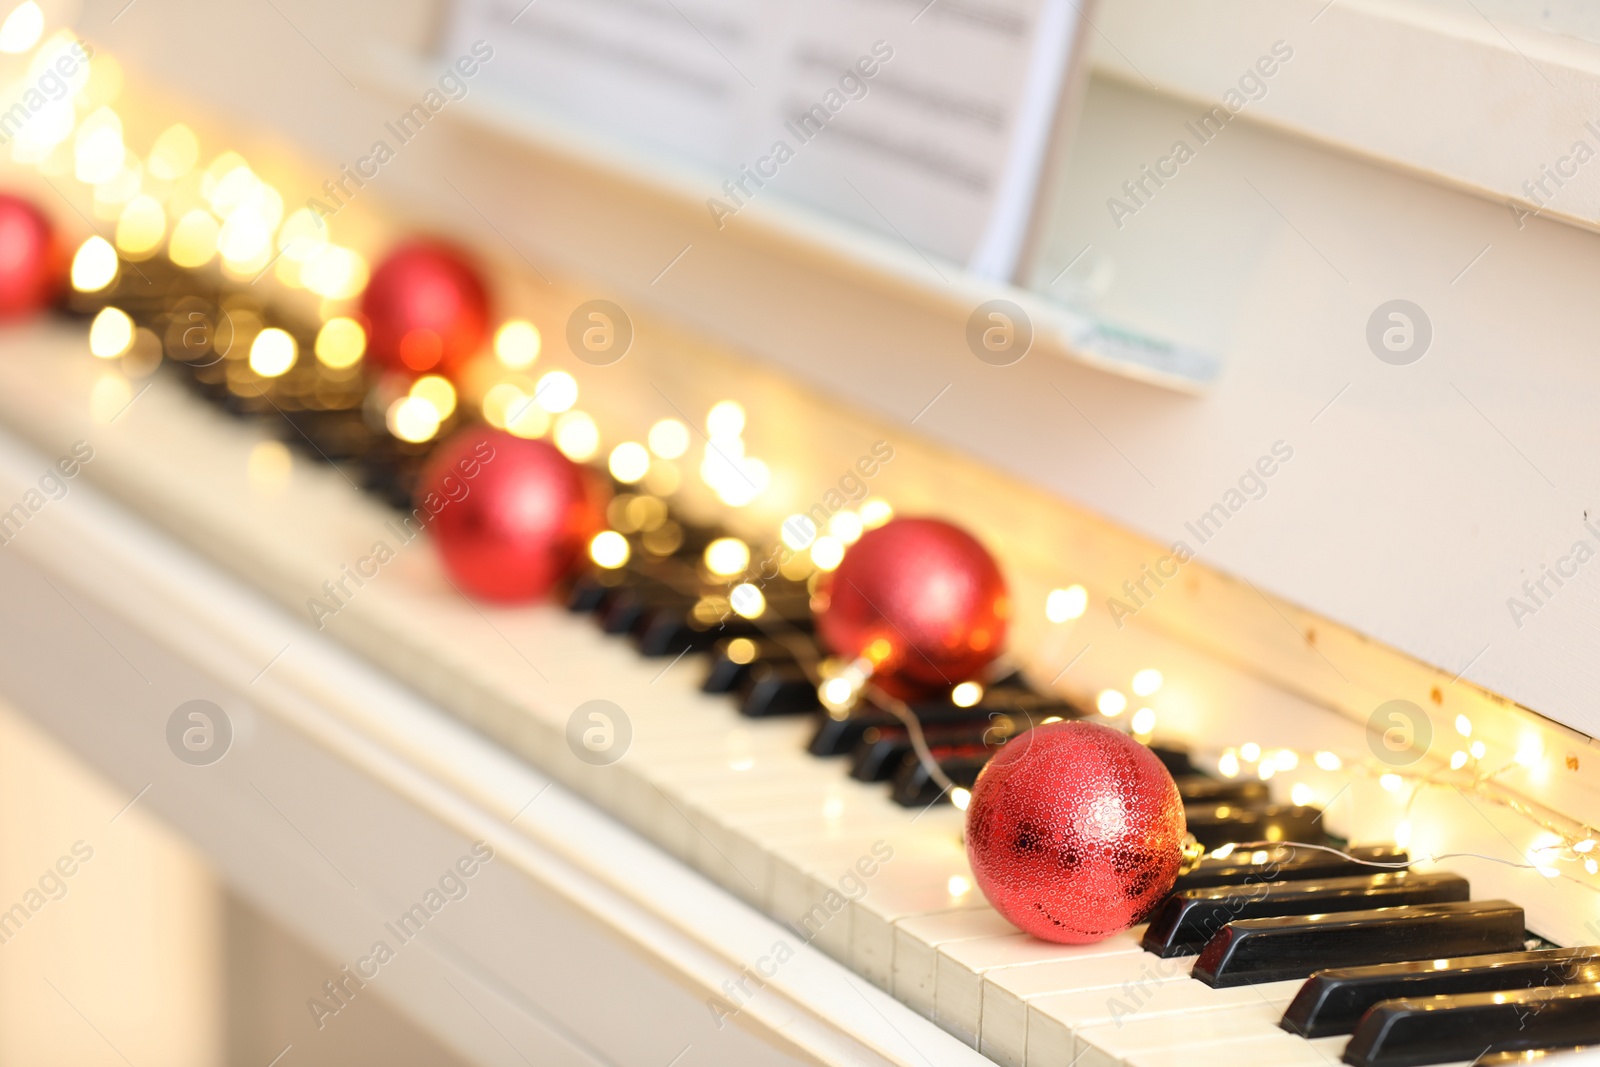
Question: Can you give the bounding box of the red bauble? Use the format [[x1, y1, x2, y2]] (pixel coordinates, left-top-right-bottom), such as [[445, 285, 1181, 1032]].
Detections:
[[814, 517, 1008, 691], [360, 241, 489, 376], [0, 194, 63, 320], [966, 721, 1187, 944], [420, 428, 603, 602]]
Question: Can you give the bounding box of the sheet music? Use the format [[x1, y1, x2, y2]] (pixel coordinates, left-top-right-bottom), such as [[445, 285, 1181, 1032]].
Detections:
[[443, 0, 1087, 273]]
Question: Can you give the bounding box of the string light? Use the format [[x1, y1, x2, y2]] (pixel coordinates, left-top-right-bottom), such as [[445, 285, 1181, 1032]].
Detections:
[[729, 583, 765, 619], [553, 410, 599, 461], [168, 209, 220, 269], [494, 320, 540, 368], [315, 317, 365, 369], [1131, 668, 1163, 697], [1096, 689, 1127, 717], [608, 442, 650, 484], [703, 537, 750, 577], [386, 396, 440, 443], [859, 498, 894, 528], [410, 375, 456, 420], [147, 123, 200, 180], [535, 371, 578, 413], [1314, 751, 1342, 771], [648, 418, 690, 459], [70, 236, 117, 292], [1240, 742, 1261, 763], [0, 2, 44, 53], [88, 307, 133, 358], [706, 399, 744, 438], [810, 535, 844, 571], [1045, 585, 1088, 622], [1130, 707, 1157, 735], [589, 531, 629, 569], [828, 510, 864, 545], [248, 328, 296, 378], [951, 682, 983, 708]]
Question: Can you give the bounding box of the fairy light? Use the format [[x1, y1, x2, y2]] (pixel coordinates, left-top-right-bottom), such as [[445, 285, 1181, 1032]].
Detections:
[[1211, 843, 1237, 860], [781, 514, 818, 551], [589, 531, 629, 569], [859, 498, 893, 528], [1218, 750, 1240, 778], [648, 418, 690, 459], [1096, 689, 1127, 717], [706, 400, 745, 439], [947, 875, 971, 898], [1274, 750, 1299, 771], [1130, 707, 1157, 735], [1045, 585, 1089, 623], [1455, 715, 1473, 737], [729, 583, 765, 619], [1131, 668, 1163, 697], [0, 1, 44, 53], [114, 195, 164, 256], [1314, 751, 1342, 771], [553, 410, 600, 461], [277, 208, 328, 262], [828, 510, 864, 545], [820, 676, 856, 710], [168, 209, 220, 268], [315, 318, 365, 369], [1258, 761, 1276, 781], [248, 328, 296, 378], [1515, 736, 1544, 768], [1380, 773, 1404, 793], [1240, 742, 1261, 763], [70, 236, 117, 292], [75, 107, 125, 184], [1394, 819, 1413, 849], [535, 371, 578, 413], [88, 307, 133, 358], [609, 442, 650, 484], [410, 375, 456, 420], [950, 787, 971, 812], [386, 396, 440, 443], [147, 123, 200, 180], [810, 535, 844, 571], [951, 682, 983, 708], [494, 319, 541, 369], [703, 537, 750, 577], [301, 245, 368, 299], [1450, 750, 1469, 770], [1290, 782, 1314, 806], [1471, 740, 1487, 760]]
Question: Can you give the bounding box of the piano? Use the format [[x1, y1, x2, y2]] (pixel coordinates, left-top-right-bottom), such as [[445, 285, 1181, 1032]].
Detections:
[[1, 2, 1598, 1066]]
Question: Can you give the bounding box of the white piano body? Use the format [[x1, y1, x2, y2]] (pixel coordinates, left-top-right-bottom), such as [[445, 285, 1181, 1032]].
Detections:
[[1, 1, 1599, 1065]]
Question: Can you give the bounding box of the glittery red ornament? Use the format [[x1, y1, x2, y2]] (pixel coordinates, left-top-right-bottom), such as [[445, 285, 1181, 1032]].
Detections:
[[966, 721, 1187, 944], [360, 241, 489, 376], [814, 517, 1009, 692], [420, 427, 603, 602], [0, 194, 63, 320]]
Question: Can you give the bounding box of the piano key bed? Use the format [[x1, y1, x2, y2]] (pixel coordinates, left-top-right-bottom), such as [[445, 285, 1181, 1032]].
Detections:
[[2, 307, 1597, 1067]]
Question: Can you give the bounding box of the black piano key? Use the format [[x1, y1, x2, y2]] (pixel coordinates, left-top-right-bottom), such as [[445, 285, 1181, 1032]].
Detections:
[[1148, 745, 1196, 776], [1344, 982, 1600, 1067], [566, 570, 628, 613], [1141, 871, 1471, 957], [702, 637, 795, 693], [1184, 802, 1328, 849], [1282, 947, 1600, 1038], [600, 584, 695, 636], [850, 718, 1019, 782], [809, 701, 994, 757], [1193, 899, 1527, 987], [1173, 844, 1409, 893], [739, 662, 820, 717], [1172, 775, 1270, 805], [889, 745, 989, 807]]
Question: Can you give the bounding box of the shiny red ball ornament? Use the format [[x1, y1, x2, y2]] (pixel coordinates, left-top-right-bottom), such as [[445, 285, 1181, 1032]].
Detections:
[[966, 721, 1187, 944], [814, 517, 1009, 692], [360, 240, 489, 376], [0, 194, 64, 320], [420, 427, 603, 602]]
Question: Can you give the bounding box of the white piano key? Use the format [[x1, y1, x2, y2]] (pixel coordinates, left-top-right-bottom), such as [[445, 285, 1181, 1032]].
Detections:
[[895, 909, 1030, 1017], [850, 841, 985, 991], [1079, 1000, 1331, 1067], [1022, 975, 1304, 1067], [1120, 1031, 1350, 1067], [936, 931, 1147, 1046]]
